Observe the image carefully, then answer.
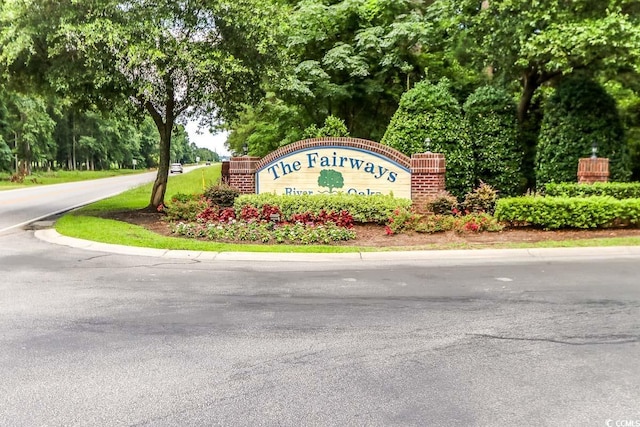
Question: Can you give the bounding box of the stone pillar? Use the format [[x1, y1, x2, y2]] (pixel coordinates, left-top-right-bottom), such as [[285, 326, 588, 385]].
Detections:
[[229, 156, 260, 194], [577, 158, 609, 184], [411, 152, 446, 204]]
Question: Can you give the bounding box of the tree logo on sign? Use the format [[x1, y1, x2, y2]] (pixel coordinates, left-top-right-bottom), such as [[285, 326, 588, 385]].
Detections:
[[317, 169, 344, 193]]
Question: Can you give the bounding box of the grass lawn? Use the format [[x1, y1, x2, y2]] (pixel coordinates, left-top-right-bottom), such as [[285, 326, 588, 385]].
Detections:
[[0, 169, 150, 190], [56, 165, 367, 253]]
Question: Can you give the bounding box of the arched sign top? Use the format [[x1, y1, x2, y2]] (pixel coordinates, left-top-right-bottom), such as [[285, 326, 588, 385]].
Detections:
[[256, 137, 411, 171], [255, 137, 412, 198]]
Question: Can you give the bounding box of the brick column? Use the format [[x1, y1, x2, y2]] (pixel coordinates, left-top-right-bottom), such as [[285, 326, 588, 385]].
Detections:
[[577, 158, 609, 184], [411, 152, 446, 204], [221, 160, 230, 184], [229, 156, 260, 194]]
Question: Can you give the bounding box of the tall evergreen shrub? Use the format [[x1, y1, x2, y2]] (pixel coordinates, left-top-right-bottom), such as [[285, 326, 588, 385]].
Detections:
[[536, 77, 631, 185], [463, 86, 525, 196], [381, 79, 474, 197]]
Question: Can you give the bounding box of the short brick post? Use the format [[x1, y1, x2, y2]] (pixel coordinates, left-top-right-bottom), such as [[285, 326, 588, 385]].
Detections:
[[411, 152, 446, 206], [221, 160, 230, 184], [577, 158, 609, 184], [229, 156, 260, 194]]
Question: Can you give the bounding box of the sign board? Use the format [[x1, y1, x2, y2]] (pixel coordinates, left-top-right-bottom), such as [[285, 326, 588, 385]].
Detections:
[[256, 146, 411, 198]]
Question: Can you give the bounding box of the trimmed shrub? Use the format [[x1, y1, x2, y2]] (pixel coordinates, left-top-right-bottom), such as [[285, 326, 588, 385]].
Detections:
[[544, 182, 640, 199], [381, 79, 474, 197], [494, 196, 640, 229], [463, 85, 525, 196], [536, 77, 631, 186], [427, 191, 459, 215], [204, 182, 240, 207], [385, 211, 503, 234], [164, 195, 209, 222], [462, 182, 498, 214], [234, 193, 412, 224]]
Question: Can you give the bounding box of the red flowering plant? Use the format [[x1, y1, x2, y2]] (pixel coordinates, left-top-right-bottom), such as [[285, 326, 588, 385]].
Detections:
[[196, 206, 220, 223], [385, 207, 421, 235], [450, 213, 503, 233], [218, 207, 237, 223], [240, 205, 260, 221], [260, 204, 282, 222], [290, 210, 354, 228]]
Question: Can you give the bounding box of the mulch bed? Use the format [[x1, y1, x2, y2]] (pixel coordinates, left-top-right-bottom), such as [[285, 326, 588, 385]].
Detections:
[[99, 210, 640, 248]]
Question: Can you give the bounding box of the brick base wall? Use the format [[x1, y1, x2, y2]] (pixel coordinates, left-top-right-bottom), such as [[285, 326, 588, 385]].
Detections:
[[577, 158, 609, 184]]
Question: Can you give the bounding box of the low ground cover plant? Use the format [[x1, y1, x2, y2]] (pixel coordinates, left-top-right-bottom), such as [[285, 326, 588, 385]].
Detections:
[[171, 221, 355, 244]]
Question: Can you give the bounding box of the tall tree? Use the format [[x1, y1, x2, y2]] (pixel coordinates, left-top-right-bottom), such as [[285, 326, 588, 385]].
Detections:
[[4, 92, 56, 174], [0, 0, 281, 207], [447, 0, 640, 123], [280, 0, 464, 140]]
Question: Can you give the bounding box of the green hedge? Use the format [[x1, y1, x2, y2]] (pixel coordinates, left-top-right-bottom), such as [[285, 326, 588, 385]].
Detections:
[[544, 182, 640, 199], [535, 77, 631, 185], [380, 79, 474, 197], [463, 85, 525, 196], [234, 194, 412, 224], [494, 196, 640, 229]]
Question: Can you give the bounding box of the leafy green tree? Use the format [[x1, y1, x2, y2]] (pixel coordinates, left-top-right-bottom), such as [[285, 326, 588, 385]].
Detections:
[[449, 0, 640, 124], [302, 115, 350, 139], [0, 0, 281, 207], [0, 90, 12, 171], [195, 147, 218, 163], [463, 85, 525, 196], [603, 78, 640, 180], [277, 0, 473, 142], [317, 169, 344, 194], [381, 79, 474, 197], [4, 92, 55, 174], [226, 96, 309, 157], [536, 77, 631, 185]]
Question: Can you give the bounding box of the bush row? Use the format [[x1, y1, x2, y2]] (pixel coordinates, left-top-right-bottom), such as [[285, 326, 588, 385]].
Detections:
[[171, 221, 356, 244], [544, 182, 640, 199], [386, 207, 503, 235], [234, 193, 412, 224], [495, 196, 640, 229]]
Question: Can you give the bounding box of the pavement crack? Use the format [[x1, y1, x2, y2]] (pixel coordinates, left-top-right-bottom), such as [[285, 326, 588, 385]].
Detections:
[[149, 260, 202, 267], [468, 333, 640, 346], [77, 254, 112, 262]]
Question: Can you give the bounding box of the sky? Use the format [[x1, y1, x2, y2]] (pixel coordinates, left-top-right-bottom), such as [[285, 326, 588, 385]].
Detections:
[[185, 121, 231, 156]]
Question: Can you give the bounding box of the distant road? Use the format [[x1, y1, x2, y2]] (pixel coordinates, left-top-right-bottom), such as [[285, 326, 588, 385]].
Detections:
[[0, 167, 197, 234]]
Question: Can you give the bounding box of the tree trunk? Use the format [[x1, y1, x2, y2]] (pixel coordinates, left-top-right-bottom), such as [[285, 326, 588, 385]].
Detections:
[[149, 123, 171, 209], [144, 84, 176, 210], [72, 134, 77, 171], [518, 71, 539, 124]]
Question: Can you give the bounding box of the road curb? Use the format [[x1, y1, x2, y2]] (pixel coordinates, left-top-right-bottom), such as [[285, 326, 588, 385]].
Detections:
[[34, 228, 640, 263]]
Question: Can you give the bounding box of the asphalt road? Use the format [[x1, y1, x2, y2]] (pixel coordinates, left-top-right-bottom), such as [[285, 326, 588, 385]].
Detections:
[[0, 167, 199, 234], [1, 230, 639, 426]]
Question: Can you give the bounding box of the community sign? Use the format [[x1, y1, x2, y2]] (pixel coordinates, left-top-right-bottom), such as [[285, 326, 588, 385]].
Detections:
[[256, 145, 412, 198]]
